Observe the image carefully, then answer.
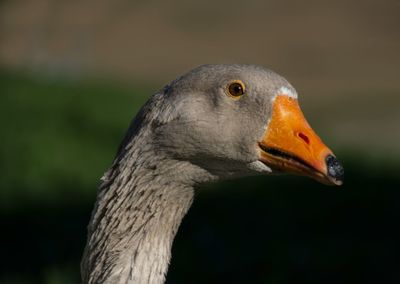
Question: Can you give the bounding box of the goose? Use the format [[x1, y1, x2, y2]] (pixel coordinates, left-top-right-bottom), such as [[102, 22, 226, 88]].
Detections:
[[81, 64, 344, 284]]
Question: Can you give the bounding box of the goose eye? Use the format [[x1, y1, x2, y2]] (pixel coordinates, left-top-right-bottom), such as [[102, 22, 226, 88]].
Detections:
[[227, 81, 245, 98]]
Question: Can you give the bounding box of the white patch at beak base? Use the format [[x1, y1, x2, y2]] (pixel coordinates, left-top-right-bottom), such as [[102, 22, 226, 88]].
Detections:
[[278, 86, 298, 99]]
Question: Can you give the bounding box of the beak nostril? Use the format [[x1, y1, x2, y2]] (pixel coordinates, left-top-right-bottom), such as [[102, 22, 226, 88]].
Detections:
[[297, 132, 310, 145]]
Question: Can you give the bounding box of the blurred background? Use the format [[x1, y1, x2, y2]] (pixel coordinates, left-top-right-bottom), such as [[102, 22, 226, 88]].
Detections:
[[1, 0, 399, 283]]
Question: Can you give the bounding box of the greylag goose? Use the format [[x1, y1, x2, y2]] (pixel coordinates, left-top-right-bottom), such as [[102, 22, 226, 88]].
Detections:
[[81, 64, 344, 284]]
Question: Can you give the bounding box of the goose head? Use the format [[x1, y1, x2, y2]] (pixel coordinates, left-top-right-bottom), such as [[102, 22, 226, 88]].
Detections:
[[151, 64, 343, 186]]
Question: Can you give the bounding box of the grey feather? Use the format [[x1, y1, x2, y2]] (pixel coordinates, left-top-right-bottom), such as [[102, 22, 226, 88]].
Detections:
[[81, 64, 297, 284]]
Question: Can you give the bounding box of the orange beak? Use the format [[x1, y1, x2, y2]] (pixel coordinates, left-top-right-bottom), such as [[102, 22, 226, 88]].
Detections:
[[258, 95, 343, 186]]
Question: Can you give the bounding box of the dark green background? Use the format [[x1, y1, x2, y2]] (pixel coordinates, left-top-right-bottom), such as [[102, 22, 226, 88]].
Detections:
[[1, 71, 399, 284]]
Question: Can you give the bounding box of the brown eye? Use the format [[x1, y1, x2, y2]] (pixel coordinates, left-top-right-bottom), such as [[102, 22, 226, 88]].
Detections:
[[227, 81, 245, 98]]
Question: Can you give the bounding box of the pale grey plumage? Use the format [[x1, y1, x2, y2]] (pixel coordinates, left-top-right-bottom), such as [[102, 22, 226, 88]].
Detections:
[[81, 64, 298, 283]]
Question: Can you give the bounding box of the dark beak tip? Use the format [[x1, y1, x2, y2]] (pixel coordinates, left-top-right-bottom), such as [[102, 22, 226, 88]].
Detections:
[[325, 154, 344, 185]]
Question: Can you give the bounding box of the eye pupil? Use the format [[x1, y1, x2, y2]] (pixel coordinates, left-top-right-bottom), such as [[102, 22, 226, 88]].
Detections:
[[228, 82, 245, 97]]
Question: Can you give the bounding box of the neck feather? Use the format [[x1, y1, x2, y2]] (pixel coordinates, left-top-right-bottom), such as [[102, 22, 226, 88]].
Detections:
[[81, 123, 215, 284]]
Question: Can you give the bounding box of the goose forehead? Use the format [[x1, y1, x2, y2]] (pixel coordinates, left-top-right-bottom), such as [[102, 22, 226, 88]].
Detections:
[[170, 65, 298, 101], [177, 65, 275, 85], [229, 70, 294, 93]]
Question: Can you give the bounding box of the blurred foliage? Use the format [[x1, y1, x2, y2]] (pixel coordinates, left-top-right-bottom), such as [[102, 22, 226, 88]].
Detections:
[[0, 71, 399, 284], [0, 70, 149, 206]]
